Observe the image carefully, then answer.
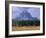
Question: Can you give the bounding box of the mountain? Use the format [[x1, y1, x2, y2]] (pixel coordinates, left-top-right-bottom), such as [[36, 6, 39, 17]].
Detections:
[[14, 10, 38, 21]]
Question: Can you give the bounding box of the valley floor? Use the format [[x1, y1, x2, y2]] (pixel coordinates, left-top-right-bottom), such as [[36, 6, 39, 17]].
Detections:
[[12, 26, 40, 31]]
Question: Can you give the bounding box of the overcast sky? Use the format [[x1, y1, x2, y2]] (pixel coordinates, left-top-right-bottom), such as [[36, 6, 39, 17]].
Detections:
[[12, 7, 40, 20]]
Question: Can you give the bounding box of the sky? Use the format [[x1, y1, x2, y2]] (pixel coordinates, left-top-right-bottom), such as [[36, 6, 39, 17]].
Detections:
[[12, 6, 40, 20]]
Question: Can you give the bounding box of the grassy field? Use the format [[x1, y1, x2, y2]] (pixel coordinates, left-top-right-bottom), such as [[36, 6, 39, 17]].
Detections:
[[12, 26, 40, 31]]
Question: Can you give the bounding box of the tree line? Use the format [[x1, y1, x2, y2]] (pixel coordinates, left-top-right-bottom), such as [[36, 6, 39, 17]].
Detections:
[[12, 20, 40, 26]]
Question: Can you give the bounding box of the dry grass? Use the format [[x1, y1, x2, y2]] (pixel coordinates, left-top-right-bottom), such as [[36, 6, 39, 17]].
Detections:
[[12, 25, 40, 31]]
